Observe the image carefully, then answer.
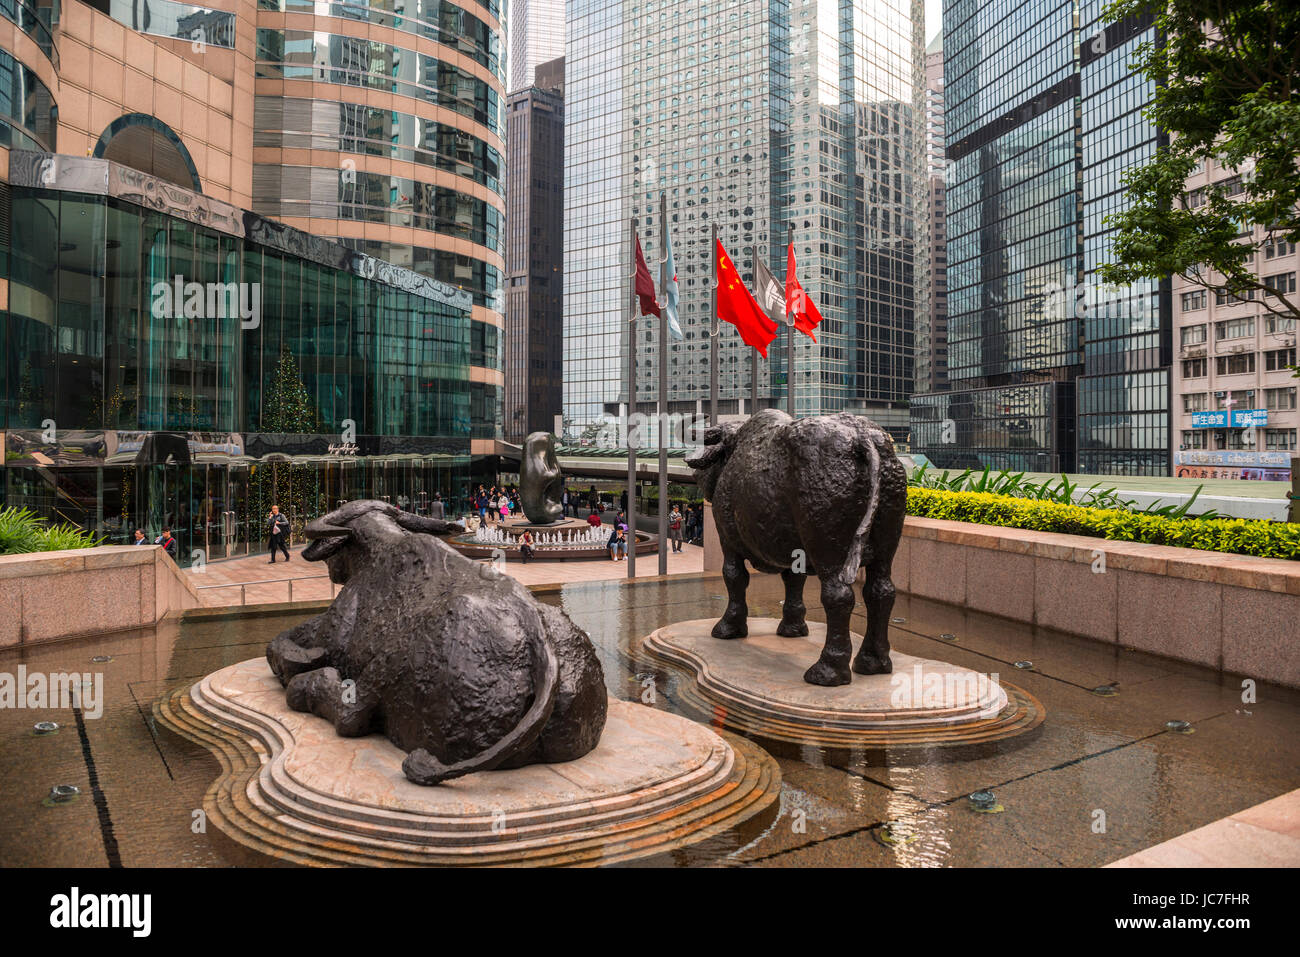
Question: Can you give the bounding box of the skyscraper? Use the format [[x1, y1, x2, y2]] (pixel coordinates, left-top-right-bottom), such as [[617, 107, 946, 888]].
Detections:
[[562, 0, 922, 444], [914, 33, 949, 396], [505, 58, 566, 442], [511, 0, 567, 92], [909, 1, 1170, 475]]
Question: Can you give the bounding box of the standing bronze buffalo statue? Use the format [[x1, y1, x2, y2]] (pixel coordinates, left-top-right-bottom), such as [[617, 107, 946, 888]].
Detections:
[[685, 410, 908, 687], [265, 500, 607, 784]]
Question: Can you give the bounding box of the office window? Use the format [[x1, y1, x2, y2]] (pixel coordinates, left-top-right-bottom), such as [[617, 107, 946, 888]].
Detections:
[[1182, 357, 1207, 377], [1215, 389, 1254, 410], [1263, 238, 1296, 259], [1180, 324, 1207, 345], [1263, 271, 1297, 295], [1215, 317, 1255, 340], [1180, 290, 1206, 311], [1215, 353, 1256, 375], [1182, 392, 1208, 412], [1181, 430, 1208, 449], [1264, 429, 1297, 450], [1265, 347, 1296, 371], [1264, 387, 1296, 411]]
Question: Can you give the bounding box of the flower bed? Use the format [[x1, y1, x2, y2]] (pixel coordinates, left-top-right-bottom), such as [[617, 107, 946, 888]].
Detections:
[[906, 487, 1300, 560]]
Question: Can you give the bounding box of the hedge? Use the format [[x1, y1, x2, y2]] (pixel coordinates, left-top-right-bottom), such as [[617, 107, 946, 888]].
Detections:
[[906, 487, 1300, 561]]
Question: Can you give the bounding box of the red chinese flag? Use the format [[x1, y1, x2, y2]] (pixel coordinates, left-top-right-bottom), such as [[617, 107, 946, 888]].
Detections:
[[785, 243, 824, 343], [715, 239, 778, 357], [634, 235, 660, 318]]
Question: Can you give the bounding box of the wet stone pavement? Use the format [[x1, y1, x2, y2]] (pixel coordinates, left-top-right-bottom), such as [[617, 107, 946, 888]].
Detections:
[[1, 571, 1297, 867]]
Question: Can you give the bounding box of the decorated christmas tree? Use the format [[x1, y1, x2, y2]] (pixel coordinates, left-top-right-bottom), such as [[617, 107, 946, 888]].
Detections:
[[249, 347, 324, 544]]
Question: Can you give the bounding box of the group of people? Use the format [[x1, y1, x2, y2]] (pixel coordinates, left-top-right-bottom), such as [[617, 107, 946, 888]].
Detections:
[[130, 503, 299, 565], [131, 526, 179, 558], [468, 485, 520, 526]]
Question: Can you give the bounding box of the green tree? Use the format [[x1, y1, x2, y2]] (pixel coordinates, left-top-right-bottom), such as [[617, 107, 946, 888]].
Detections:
[[1097, 0, 1300, 329]]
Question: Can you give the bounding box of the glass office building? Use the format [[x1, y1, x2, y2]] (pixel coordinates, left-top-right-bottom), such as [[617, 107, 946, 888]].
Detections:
[[562, 0, 921, 442], [910, 0, 1170, 474], [1, 153, 499, 564]]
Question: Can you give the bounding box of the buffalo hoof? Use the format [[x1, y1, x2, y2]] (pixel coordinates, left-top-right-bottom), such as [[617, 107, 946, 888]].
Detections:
[[776, 619, 809, 638], [804, 659, 851, 687], [711, 618, 748, 640], [852, 653, 893, 676]]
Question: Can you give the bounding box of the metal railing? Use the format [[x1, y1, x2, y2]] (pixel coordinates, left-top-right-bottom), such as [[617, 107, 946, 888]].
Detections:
[[194, 574, 339, 606]]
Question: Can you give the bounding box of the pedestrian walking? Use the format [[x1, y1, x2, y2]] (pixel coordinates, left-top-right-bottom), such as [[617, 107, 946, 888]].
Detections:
[[267, 505, 290, 563], [430, 493, 445, 520]]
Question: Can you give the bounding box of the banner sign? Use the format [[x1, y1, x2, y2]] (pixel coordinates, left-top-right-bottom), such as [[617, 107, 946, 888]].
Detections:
[[1189, 409, 1268, 428]]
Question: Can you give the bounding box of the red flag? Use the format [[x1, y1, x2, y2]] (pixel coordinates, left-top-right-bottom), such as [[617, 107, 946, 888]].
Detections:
[[785, 243, 824, 343], [715, 240, 778, 357], [634, 235, 660, 318]]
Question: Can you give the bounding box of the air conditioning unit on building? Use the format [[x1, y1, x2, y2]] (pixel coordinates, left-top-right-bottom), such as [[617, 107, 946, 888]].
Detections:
[[1230, 345, 1246, 353]]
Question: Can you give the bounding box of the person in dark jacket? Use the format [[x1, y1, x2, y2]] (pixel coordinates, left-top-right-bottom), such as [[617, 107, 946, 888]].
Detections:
[[154, 527, 178, 560], [267, 505, 291, 563]]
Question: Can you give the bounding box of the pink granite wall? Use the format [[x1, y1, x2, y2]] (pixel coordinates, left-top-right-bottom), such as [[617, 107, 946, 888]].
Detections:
[[0, 546, 202, 648], [700, 508, 1298, 688], [895, 518, 1300, 689]]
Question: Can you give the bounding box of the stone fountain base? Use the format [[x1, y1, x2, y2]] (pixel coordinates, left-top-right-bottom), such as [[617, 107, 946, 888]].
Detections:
[[629, 618, 1044, 750], [155, 658, 780, 867]]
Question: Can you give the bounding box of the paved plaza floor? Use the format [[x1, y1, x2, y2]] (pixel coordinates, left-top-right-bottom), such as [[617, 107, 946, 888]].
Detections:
[[187, 534, 705, 607]]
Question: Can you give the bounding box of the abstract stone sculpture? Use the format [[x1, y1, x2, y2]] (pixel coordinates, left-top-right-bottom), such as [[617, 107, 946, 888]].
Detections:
[[520, 431, 564, 525], [265, 500, 607, 785], [685, 410, 908, 687]]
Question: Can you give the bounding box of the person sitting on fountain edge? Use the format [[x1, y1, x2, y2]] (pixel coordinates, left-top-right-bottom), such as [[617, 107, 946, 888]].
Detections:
[[608, 525, 627, 562]]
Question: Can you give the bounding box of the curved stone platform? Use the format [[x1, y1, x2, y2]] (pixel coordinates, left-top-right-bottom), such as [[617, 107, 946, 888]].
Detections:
[[632, 619, 1044, 750], [155, 658, 780, 867]]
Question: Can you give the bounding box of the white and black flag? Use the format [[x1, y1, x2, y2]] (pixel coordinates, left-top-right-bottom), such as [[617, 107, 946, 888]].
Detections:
[[753, 256, 786, 320]]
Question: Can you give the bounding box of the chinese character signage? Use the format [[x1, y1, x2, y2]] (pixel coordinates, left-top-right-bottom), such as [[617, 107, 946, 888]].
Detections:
[[1189, 409, 1268, 428]]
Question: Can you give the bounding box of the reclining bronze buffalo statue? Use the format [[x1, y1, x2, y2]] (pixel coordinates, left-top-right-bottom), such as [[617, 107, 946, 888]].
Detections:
[[265, 500, 607, 785], [685, 410, 908, 687]]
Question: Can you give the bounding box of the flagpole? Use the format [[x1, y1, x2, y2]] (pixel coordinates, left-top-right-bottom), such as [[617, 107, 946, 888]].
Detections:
[[627, 219, 638, 579], [710, 223, 718, 428], [657, 193, 669, 576], [787, 223, 795, 417], [747, 245, 758, 417]]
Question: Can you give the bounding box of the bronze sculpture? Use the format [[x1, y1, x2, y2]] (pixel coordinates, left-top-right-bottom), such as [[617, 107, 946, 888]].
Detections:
[[265, 501, 607, 785], [519, 431, 564, 525], [685, 410, 908, 687]]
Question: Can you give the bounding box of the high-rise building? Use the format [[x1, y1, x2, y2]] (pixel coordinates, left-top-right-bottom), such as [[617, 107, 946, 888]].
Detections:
[[910, 2, 1171, 475], [510, 0, 566, 92], [1171, 166, 1298, 481], [504, 57, 565, 442], [914, 33, 948, 396], [0, 0, 507, 561], [562, 0, 922, 445]]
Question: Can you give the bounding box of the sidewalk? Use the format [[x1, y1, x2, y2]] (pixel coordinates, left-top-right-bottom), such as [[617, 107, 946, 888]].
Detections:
[[186, 540, 704, 607]]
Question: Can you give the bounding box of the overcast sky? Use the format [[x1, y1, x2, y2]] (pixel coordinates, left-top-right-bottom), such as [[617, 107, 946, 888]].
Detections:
[[927, 0, 942, 44]]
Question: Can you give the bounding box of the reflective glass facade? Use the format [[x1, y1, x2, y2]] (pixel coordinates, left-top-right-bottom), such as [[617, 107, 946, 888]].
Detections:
[[510, 0, 564, 91], [910, 0, 1170, 475], [0, 44, 55, 150], [1, 155, 499, 563], [562, 0, 920, 440]]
